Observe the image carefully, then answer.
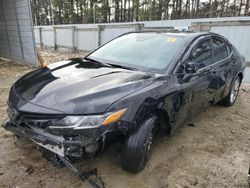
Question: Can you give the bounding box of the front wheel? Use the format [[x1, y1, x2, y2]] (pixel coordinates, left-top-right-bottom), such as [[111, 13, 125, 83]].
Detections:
[[121, 115, 156, 173], [220, 76, 241, 107]]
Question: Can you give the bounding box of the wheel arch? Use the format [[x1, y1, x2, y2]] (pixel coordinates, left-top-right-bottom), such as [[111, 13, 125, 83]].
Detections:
[[155, 109, 172, 134], [132, 97, 172, 134], [237, 72, 244, 83]]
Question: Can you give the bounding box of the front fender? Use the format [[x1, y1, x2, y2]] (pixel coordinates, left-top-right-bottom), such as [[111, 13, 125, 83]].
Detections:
[[107, 75, 176, 128]]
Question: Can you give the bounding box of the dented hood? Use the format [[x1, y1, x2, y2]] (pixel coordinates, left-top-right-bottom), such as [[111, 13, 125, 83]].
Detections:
[[12, 59, 155, 114]]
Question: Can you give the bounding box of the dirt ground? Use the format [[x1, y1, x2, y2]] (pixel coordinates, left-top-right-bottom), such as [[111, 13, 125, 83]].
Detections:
[[0, 51, 250, 188]]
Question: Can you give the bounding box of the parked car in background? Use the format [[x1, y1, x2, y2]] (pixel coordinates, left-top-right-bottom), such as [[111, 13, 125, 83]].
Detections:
[[2, 32, 245, 173]]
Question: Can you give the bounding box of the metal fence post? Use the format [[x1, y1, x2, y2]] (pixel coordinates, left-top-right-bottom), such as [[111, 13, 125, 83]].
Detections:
[[72, 26, 77, 52], [53, 27, 57, 51], [97, 25, 103, 47], [135, 23, 144, 31], [39, 27, 43, 50]]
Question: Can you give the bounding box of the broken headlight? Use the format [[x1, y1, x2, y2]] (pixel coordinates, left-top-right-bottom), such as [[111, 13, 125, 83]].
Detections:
[[49, 108, 127, 130]]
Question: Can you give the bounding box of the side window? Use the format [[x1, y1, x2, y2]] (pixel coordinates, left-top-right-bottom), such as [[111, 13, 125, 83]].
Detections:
[[189, 40, 212, 69], [212, 36, 228, 62]]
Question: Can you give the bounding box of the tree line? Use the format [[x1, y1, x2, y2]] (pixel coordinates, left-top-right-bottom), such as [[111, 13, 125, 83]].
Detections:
[[31, 0, 250, 25]]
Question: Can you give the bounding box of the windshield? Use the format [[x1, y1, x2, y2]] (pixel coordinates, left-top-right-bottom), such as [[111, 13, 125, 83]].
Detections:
[[88, 33, 184, 72]]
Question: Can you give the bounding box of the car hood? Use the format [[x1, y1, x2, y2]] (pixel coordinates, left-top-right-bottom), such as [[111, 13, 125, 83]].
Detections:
[[13, 58, 155, 114]]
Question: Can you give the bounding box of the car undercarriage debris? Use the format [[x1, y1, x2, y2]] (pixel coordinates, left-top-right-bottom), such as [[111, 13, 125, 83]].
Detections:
[[58, 155, 105, 188]]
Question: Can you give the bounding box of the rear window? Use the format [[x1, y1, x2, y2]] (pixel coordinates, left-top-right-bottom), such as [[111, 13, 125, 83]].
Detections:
[[212, 36, 229, 62]]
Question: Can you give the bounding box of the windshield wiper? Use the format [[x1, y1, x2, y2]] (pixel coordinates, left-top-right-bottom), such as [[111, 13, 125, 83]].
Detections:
[[106, 63, 138, 71], [84, 57, 112, 67], [85, 57, 138, 71]]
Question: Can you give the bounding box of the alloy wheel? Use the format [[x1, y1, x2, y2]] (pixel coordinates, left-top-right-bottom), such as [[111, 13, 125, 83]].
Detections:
[[230, 78, 240, 104]]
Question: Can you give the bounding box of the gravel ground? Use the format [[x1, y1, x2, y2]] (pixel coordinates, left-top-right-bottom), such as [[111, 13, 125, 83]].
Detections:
[[0, 51, 250, 188]]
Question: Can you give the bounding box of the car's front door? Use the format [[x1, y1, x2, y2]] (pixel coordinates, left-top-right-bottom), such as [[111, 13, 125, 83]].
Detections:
[[173, 37, 218, 127]]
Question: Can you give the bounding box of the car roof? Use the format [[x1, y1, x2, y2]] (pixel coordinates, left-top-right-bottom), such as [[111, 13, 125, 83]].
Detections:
[[126, 31, 223, 39]]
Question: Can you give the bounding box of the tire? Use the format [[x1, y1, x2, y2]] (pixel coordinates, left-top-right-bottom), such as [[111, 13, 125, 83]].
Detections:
[[220, 75, 241, 107], [121, 115, 156, 173]]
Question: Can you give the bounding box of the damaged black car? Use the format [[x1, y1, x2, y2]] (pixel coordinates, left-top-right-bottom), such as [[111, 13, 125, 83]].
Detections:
[[2, 32, 246, 174]]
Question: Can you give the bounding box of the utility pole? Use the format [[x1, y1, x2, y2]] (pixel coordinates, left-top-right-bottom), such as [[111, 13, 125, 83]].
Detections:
[[34, 14, 37, 26], [49, 0, 54, 25], [93, 3, 97, 24]]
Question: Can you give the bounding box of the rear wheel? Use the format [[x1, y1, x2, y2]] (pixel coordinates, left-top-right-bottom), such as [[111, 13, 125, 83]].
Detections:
[[220, 76, 241, 107], [121, 115, 156, 173]]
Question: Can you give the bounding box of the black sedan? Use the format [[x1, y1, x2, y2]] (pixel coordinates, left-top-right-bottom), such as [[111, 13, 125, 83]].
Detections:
[[2, 32, 245, 173]]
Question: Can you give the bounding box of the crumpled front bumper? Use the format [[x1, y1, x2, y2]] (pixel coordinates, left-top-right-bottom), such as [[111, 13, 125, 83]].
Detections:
[[2, 119, 107, 186], [2, 119, 82, 157]]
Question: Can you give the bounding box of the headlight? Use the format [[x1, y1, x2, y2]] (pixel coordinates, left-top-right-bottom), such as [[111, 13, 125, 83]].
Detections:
[[49, 108, 127, 130]]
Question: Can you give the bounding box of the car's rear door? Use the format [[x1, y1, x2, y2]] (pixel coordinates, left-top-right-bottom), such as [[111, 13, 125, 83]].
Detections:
[[187, 38, 218, 115], [211, 36, 235, 103]]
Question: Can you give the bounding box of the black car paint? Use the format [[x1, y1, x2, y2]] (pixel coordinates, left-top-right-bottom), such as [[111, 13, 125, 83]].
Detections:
[[2, 32, 246, 159], [11, 59, 155, 114]]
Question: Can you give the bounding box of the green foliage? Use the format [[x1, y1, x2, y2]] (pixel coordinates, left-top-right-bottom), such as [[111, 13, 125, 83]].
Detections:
[[30, 0, 250, 25]]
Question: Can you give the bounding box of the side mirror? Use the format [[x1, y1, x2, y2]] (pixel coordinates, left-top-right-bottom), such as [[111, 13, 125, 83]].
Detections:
[[185, 62, 199, 74]]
